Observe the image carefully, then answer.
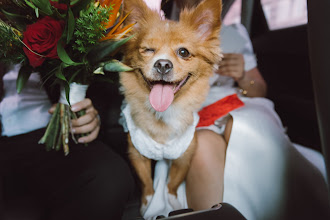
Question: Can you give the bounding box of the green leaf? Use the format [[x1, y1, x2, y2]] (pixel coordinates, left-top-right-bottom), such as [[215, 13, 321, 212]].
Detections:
[[103, 60, 133, 72], [24, 0, 37, 10], [57, 41, 83, 66], [66, 8, 75, 44], [35, 7, 39, 18], [54, 63, 69, 82], [68, 69, 81, 83], [12, 0, 29, 8], [93, 67, 104, 75], [30, 0, 53, 16], [63, 83, 71, 106], [71, 0, 93, 16], [53, 64, 71, 105], [53, 8, 67, 19], [70, 0, 81, 6], [55, 68, 67, 82], [1, 9, 28, 31], [16, 65, 33, 93], [87, 35, 134, 65]]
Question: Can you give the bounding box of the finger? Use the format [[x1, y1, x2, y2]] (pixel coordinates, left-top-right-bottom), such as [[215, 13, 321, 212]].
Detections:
[[217, 66, 230, 75], [85, 105, 96, 114], [71, 98, 92, 112], [218, 69, 235, 77], [219, 68, 243, 79], [218, 65, 239, 74], [223, 53, 243, 60], [71, 111, 98, 127], [219, 62, 235, 70], [72, 117, 99, 134], [78, 125, 100, 144], [220, 59, 240, 67], [220, 56, 244, 69], [48, 104, 57, 114]]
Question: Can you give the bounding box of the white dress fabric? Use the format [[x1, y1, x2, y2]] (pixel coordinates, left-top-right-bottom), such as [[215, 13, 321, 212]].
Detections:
[[128, 24, 329, 219], [0, 64, 52, 136]]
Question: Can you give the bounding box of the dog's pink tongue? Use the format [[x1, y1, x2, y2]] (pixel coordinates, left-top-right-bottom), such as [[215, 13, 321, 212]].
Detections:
[[149, 84, 174, 112]]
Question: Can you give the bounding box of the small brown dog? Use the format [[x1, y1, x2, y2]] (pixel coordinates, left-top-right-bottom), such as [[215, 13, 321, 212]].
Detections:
[[120, 0, 222, 213]]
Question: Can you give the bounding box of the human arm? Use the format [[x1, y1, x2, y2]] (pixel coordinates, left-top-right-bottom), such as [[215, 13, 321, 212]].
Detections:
[[216, 53, 267, 97]]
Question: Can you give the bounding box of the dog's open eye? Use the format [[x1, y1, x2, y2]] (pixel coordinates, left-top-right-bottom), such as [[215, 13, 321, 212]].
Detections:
[[177, 48, 190, 58]]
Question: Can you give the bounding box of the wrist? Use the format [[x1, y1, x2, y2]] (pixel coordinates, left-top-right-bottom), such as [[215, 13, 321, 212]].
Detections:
[[238, 80, 255, 97], [236, 70, 246, 83]]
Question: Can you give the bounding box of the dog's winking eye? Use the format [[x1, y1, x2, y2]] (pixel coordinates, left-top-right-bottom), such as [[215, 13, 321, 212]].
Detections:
[[145, 48, 155, 52], [177, 48, 190, 59], [140, 47, 155, 54]]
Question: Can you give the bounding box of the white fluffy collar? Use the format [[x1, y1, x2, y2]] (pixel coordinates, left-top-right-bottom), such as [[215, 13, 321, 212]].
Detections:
[[122, 104, 199, 160]]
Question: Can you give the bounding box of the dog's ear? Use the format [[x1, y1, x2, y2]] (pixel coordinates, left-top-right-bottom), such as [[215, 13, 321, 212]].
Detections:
[[123, 0, 161, 31], [180, 0, 222, 41]]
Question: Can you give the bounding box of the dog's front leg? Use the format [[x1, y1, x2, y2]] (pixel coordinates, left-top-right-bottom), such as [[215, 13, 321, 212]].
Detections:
[[167, 134, 197, 209], [127, 133, 154, 213]]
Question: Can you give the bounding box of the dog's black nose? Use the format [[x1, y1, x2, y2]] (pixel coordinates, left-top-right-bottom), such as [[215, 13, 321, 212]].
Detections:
[[154, 59, 173, 74]]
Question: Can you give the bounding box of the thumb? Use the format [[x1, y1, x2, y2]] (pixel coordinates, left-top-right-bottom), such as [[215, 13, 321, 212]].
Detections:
[[48, 104, 57, 114]]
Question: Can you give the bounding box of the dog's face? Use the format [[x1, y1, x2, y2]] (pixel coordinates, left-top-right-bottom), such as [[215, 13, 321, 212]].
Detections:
[[121, 0, 222, 113]]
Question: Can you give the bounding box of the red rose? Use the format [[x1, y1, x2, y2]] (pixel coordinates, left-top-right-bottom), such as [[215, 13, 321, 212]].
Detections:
[[23, 16, 64, 68]]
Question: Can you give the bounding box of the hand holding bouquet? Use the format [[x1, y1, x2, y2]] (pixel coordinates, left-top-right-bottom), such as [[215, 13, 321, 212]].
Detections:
[[0, 0, 134, 155]]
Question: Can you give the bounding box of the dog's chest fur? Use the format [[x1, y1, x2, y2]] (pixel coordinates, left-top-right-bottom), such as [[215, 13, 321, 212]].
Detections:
[[123, 103, 198, 160], [132, 102, 195, 144]]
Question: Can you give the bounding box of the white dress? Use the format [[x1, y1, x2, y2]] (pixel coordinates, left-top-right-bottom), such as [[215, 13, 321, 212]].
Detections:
[[0, 64, 52, 136], [135, 24, 329, 219]]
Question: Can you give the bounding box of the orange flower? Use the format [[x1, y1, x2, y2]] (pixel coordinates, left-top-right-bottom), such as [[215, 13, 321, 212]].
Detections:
[[99, 0, 122, 29], [100, 11, 132, 41], [98, 0, 134, 41]]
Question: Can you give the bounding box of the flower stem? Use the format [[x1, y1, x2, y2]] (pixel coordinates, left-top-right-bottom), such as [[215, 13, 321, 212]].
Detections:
[[60, 103, 70, 156], [39, 103, 60, 150]]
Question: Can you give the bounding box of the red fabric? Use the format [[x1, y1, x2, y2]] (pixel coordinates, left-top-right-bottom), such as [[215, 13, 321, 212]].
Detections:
[[197, 94, 244, 127]]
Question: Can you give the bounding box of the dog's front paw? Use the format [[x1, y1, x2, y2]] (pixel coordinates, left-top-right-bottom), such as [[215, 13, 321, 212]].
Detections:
[[168, 193, 182, 210], [140, 194, 153, 216]]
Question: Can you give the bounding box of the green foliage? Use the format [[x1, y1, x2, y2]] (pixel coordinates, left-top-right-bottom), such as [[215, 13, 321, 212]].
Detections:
[[1, 9, 29, 31], [25, 0, 53, 16], [87, 35, 133, 65], [71, 0, 93, 16], [72, 4, 113, 54], [103, 59, 133, 72], [0, 22, 25, 65], [57, 41, 84, 66], [16, 64, 33, 93], [11, 0, 29, 8]]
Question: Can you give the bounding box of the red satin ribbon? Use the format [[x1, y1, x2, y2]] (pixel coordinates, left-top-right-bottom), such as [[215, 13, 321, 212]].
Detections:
[[197, 94, 244, 128]]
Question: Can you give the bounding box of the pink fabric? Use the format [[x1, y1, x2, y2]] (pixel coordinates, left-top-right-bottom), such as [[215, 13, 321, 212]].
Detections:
[[143, 0, 165, 20]]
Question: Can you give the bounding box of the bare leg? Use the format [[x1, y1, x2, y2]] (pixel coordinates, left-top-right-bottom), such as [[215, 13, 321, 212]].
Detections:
[[224, 116, 233, 143], [186, 129, 227, 210]]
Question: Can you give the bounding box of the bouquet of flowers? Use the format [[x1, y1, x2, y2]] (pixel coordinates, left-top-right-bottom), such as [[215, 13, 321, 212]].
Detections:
[[0, 0, 134, 155]]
